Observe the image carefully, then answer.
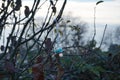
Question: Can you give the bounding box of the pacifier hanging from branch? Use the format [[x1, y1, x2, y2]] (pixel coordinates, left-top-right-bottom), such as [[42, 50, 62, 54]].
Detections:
[[53, 19, 63, 57]]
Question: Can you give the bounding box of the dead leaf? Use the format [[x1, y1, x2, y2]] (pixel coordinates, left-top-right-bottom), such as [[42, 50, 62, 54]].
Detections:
[[32, 56, 44, 80], [45, 38, 53, 52], [96, 0, 104, 5], [52, 6, 56, 15], [5, 60, 17, 73], [32, 63, 44, 80]]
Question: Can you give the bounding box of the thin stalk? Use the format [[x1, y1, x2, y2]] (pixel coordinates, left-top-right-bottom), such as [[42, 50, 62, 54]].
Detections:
[[99, 24, 107, 48], [92, 6, 96, 42]]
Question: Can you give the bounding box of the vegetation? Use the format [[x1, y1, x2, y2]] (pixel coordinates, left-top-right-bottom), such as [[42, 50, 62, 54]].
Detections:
[[0, 0, 120, 80]]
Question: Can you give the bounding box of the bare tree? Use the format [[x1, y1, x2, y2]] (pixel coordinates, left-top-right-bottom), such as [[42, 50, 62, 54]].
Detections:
[[0, 0, 67, 80]]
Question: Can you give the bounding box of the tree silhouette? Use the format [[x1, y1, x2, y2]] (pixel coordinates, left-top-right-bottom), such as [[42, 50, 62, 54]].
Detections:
[[0, 0, 67, 79]]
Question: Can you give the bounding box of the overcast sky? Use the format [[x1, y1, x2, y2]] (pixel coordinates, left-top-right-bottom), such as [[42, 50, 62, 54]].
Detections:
[[21, 0, 120, 44], [66, 0, 120, 25], [63, 0, 120, 40], [0, 0, 119, 25], [16, 0, 120, 26]]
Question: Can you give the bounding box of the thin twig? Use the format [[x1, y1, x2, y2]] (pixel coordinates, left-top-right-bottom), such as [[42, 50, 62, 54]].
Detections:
[[99, 24, 107, 48]]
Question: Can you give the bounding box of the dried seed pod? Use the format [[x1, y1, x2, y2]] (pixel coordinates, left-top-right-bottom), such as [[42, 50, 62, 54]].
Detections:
[[24, 6, 30, 17], [52, 6, 56, 15], [14, 0, 22, 11], [50, 0, 54, 5], [1, 45, 4, 51], [45, 38, 53, 52], [2, 3, 5, 8], [2, 0, 6, 2]]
